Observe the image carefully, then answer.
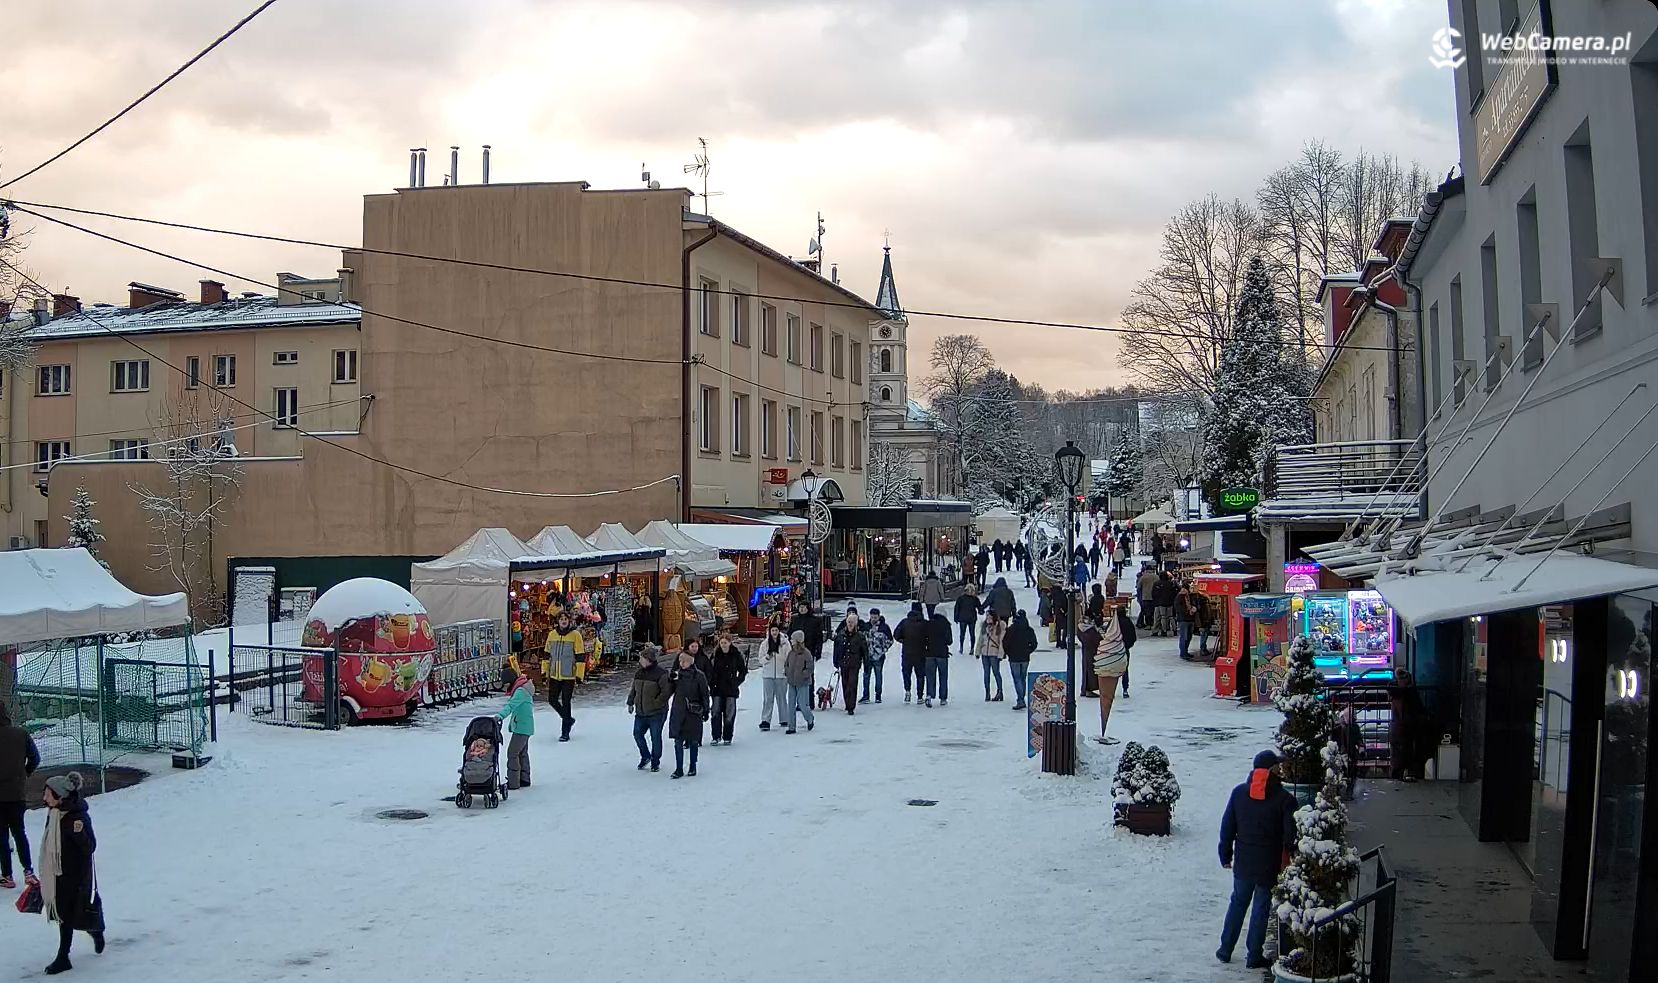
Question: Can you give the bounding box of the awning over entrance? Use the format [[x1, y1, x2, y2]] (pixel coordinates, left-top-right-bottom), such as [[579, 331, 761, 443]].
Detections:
[[1375, 552, 1658, 628]]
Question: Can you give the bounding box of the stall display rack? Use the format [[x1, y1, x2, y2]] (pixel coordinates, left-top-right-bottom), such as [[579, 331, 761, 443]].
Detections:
[[428, 619, 503, 704]]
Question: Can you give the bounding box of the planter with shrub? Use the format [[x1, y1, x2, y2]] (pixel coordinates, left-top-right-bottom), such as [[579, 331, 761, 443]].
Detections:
[[1111, 742, 1181, 836], [1272, 741, 1361, 982]]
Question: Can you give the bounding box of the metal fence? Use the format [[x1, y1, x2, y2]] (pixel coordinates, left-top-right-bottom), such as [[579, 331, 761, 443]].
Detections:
[[1276, 846, 1397, 983], [100, 657, 211, 753], [227, 644, 339, 730]]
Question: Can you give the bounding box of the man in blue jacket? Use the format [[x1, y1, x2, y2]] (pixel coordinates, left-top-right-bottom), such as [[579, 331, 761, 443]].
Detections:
[[1217, 749, 1298, 968]]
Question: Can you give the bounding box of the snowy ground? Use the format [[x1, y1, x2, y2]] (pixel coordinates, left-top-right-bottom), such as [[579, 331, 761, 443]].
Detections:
[[0, 560, 1281, 983]]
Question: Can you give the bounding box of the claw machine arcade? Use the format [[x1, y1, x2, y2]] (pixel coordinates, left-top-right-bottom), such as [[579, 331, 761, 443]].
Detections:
[[1301, 591, 1351, 678], [1345, 590, 1396, 678], [1194, 573, 1265, 698]]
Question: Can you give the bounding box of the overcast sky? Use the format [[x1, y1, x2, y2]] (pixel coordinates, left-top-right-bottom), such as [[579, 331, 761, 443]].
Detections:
[[2, 0, 1458, 393]]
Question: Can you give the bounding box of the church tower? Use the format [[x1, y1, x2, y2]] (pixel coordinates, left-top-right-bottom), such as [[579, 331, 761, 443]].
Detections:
[[867, 245, 908, 427]]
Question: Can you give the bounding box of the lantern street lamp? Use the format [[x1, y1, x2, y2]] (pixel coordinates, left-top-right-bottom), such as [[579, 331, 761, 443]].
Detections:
[[802, 468, 821, 607], [1055, 440, 1086, 750]]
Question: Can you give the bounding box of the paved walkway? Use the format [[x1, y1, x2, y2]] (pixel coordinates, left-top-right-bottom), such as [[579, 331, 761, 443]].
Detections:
[[1348, 779, 1589, 981]]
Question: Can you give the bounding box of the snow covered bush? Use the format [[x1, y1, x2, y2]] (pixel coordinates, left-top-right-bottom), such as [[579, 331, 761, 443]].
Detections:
[[1275, 634, 1334, 785], [1273, 741, 1361, 979], [1110, 742, 1182, 809], [64, 484, 108, 566]]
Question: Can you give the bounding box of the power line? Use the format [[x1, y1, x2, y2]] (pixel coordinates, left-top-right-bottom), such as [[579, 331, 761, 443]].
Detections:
[[0, 2, 280, 191], [4, 198, 1401, 355], [0, 257, 681, 500], [0, 394, 361, 449]]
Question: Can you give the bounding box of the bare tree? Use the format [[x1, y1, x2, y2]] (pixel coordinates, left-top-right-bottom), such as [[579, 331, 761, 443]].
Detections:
[[0, 202, 45, 374], [1258, 141, 1345, 353], [1333, 150, 1435, 271], [923, 334, 995, 492], [866, 441, 917, 506], [1139, 395, 1206, 502], [132, 382, 245, 627], [1118, 194, 1271, 402]]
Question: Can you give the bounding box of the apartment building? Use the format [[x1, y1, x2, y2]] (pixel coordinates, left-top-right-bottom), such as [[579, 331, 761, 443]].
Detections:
[[1, 280, 362, 550], [1312, 219, 1423, 445]]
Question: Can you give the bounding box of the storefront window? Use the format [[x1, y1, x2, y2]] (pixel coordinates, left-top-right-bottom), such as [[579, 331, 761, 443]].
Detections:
[[1589, 592, 1654, 979]]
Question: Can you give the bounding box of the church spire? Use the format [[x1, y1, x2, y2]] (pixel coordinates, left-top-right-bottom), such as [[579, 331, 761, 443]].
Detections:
[[874, 244, 903, 320]]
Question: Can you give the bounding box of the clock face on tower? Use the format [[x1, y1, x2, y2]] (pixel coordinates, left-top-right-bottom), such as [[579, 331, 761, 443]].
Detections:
[[879, 325, 893, 339]]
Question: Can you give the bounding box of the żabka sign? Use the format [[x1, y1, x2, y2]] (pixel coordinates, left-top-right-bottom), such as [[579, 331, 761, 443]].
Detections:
[[1217, 487, 1260, 513]]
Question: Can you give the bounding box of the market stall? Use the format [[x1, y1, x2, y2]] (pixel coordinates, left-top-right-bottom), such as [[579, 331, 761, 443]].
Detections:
[[635, 520, 737, 644], [409, 527, 532, 636], [823, 500, 972, 598], [508, 545, 666, 674], [300, 578, 437, 723], [1193, 572, 1266, 699], [676, 523, 796, 635], [974, 506, 1021, 546]]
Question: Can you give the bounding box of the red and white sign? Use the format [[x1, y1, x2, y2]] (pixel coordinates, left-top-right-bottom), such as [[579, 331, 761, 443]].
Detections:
[[767, 468, 790, 484]]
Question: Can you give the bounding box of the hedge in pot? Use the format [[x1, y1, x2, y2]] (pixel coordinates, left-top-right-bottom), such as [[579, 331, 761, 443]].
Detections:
[[1111, 742, 1181, 835], [1274, 635, 1334, 805], [1272, 742, 1361, 982]]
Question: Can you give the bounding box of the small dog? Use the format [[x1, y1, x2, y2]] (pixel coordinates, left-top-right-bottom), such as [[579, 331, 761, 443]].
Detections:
[[816, 683, 836, 711]]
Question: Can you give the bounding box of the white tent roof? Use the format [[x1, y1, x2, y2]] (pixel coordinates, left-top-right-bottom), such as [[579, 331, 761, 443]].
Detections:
[[411, 528, 531, 583], [635, 520, 737, 578], [1375, 552, 1658, 628], [1132, 507, 1175, 527], [526, 525, 595, 557], [676, 523, 781, 553], [585, 523, 667, 574], [0, 548, 190, 646]]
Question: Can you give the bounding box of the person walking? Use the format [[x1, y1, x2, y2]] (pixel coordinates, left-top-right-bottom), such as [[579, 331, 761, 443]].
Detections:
[[1088, 541, 1102, 579], [626, 647, 671, 770], [925, 607, 953, 707], [953, 583, 982, 656], [1, 704, 41, 890], [1135, 563, 1159, 629], [896, 603, 930, 704], [1216, 750, 1298, 969], [541, 610, 588, 742], [39, 772, 104, 975], [790, 601, 825, 662], [862, 607, 893, 704], [918, 570, 945, 618], [667, 649, 712, 778], [1086, 583, 1106, 625], [1018, 542, 1035, 587], [1115, 601, 1137, 700], [1151, 571, 1178, 638], [1070, 554, 1089, 591], [976, 611, 1007, 702], [1050, 583, 1071, 649], [975, 544, 992, 587], [1175, 582, 1198, 660], [985, 575, 1016, 622], [708, 634, 748, 746], [1113, 538, 1131, 577], [496, 672, 537, 789], [784, 630, 816, 734], [1150, 532, 1165, 570], [831, 611, 868, 715], [991, 538, 1005, 573], [962, 551, 977, 592], [756, 625, 790, 732], [1004, 610, 1037, 710]]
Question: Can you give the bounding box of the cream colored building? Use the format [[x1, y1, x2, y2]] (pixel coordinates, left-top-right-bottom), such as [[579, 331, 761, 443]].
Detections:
[[863, 246, 951, 500], [1312, 219, 1422, 444]]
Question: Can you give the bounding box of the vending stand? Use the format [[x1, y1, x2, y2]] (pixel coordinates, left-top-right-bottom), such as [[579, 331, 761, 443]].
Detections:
[[676, 523, 794, 636], [1193, 573, 1266, 698], [1298, 588, 1398, 681], [507, 544, 666, 674], [1236, 593, 1296, 705]]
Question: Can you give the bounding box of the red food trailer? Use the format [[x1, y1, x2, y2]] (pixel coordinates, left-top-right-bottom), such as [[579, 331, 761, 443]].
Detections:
[[1194, 573, 1266, 699]]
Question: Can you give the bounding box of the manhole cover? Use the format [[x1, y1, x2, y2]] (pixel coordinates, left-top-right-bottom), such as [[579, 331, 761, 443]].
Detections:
[[826, 738, 855, 744], [925, 739, 990, 751], [376, 809, 429, 821], [907, 799, 938, 807]]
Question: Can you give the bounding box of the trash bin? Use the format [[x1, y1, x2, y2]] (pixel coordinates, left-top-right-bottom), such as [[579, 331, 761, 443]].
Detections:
[[1041, 720, 1076, 775]]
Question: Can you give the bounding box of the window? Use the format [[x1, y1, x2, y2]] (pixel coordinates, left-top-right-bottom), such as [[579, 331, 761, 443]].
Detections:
[[333, 349, 359, 383], [880, 385, 892, 403], [274, 387, 299, 428], [109, 439, 150, 460], [851, 419, 863, 471], [186, 356, 201, 389], [785, 314, 801, 364], [37, 364, 71, 396], [809, 324, 824, 372], [786, 405, 802, 460], [699, 278, 719, 337], [699, 385, 720, 452], [111, 359, 149, 392], [1516, 191, 1543, 370], [35, 441, 71, 472], [761, 304, 778, 356], [810, 410, 824, 464], [761, 399, 777, 459], [273, 351, 299, 365], [831, 415, 844, 467], [880, 348, 893, 373], [1459, 0, 1484, 109], [1562, 125, 1603, 339], [1347, 385, 1357, 439], [1480, 235, 1502, 391], [731, 291, 750, 347], [1450, 277, 1467, 403], [1636, 60, 1658, 303], [35, 520, 48, 548], [850, 341, 862, 384], [731, 393, 750, 457], [214, 354, 237, 388], [1362, 366, 1377, 440], [831, 332, 844, 378], [1428, 302, 1443, 410]]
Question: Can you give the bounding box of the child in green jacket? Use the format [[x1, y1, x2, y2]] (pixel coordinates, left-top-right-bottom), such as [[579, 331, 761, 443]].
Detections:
[[497, 675, 536, 789]]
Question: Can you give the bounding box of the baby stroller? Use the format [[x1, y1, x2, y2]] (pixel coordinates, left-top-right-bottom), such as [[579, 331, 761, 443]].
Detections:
[[455, 716, 509, 809]]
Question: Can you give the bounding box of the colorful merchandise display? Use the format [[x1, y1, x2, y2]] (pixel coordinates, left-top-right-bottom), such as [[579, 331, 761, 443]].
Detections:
[[1302, 592, 1350, 677], [428, 619, 503, 704], [1346, 590, 1396, 671], [1194, 573, 1266, 698], [1236, 593, 1295, 706]]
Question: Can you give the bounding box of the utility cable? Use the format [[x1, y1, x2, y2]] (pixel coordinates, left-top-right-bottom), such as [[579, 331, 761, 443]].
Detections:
[[0, 394, 361, 449]]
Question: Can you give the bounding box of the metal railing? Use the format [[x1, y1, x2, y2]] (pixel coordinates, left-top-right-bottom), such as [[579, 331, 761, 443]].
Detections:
[[1265, 439, 1424, 502], [1275, 846, 1397, 982], [226, 644, 339, 730]]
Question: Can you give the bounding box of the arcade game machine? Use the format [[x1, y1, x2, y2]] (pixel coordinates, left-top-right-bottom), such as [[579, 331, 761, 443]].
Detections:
[[1236, 593, 1296, 705], [1194, 573, 1266, 699], [1301, 591, 1351, 679], [1345, 589, 1397, 679]]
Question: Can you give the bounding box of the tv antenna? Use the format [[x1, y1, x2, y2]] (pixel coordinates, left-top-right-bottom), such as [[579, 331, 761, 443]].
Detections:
[[683, 137, 722, 214], [806, 212, 825, 274]]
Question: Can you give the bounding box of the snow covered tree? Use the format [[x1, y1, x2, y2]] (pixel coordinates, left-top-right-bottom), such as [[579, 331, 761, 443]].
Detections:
[[1274, 634, 1335, 785], [1273, 741, 1361, 979], [1103, 431, 1143, 505], [866, 441, 916, 506], [64, 484, 107, 563], [958, 370, 1048, 509], [1199, 255, 1313, 506]]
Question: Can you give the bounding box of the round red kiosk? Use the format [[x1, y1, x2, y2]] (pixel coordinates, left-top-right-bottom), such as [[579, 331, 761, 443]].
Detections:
[[300, 578, 436, 724]]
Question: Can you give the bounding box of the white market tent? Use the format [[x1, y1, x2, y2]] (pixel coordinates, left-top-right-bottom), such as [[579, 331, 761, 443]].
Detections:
[[974, 507, 1020, 545], [526, 525, 596, 558], [1132, 507, 1176, 530], [409, 528, 532, 630], [0, 548, 189, 646], [676, 523, 782, 554], [635, 520, 737, 578], [585, 523, 668, 574]]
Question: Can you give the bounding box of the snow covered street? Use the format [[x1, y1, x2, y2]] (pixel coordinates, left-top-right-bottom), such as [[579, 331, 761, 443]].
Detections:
[[0, 575, 1281, 983]]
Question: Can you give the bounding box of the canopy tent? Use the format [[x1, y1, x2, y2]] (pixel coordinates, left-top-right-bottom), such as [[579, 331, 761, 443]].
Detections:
[[585, 523, 667, 574], [409, 528, 532, 630], [526, 525, 595, 558], [676, 523, 783, 554], [973, 506, 1020, 545], [1374, 552, 1658, 628], [0, 548, 189, 647], [635, 520, 737, 578], [510, 548, 667, 583], [1132, 507, 1176, 529]]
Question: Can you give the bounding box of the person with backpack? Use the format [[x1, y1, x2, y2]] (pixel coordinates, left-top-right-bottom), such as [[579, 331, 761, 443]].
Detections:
[[831, 611, 869, 715], [1004, 610, 1038, 710], [1, 704, 41, 890], [784, 630, 816, 734], [626, 647, 671, 771], [953, 583, 982, 656], [975, 611, 1007, 702], [707, 634, 748, 746], [862, 607, 893, 704], [1216, 750, 1298, 969], [667, 649, 712, 778], [925, 608, 954, 707], [496, 672, 537, 789], [895, 603, 931, 704], [756, 625, 790, 732], [985, 576, 1016, 622], [39, 772, 105, 975]]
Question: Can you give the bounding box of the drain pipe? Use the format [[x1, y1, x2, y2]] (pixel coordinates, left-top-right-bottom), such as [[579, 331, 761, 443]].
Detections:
[[682, 225, 719, 521], [1373, 295, 1404, 440]]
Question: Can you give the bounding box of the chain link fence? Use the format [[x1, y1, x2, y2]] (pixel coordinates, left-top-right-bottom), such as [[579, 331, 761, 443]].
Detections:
[[226, 644, 339, 729]]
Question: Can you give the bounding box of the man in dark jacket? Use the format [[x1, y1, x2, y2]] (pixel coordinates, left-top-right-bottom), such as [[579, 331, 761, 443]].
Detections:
[[953, 586, 982, 655], [926, 609, 954, 706], [1003, 610, 1038, 710], [0, 704, 41, 888], [984, 576, 1016, 622], [1150, 572, 1178, 637], [991, 538, 1005, 572], [1087, 542, 1102, 578], [895, 603, 932, 703], [627, 648, 672, 770], [790, 602, 825, 661], [1217, 750, 1298, 969], [975, 545, 992, 587]]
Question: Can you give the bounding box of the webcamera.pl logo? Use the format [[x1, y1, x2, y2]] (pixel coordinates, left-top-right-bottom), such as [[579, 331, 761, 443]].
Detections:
[[1429, 27, 1466, 69]]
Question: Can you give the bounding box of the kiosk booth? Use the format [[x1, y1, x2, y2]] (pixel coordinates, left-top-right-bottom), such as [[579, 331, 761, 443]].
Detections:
[[1194, 572, 1266, 698], [823, 500, 973, 598], [676, 523, 795, 636], [508, 544, 666, 675], [633, 520, 738, 643]]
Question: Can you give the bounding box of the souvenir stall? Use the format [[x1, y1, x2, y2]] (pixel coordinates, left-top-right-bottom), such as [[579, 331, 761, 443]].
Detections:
[[585, 522, 666, 649], [1193, 572, 1266, 698], [410, 527, 533, 637], [676, 523, 796, 635], [508, 543, 667, 676], [427, 618, 503, 704], [635, 520, 737, 644]]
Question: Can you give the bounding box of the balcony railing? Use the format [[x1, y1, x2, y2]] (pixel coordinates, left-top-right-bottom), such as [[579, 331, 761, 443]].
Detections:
[[1259, 440, 1425, 523]]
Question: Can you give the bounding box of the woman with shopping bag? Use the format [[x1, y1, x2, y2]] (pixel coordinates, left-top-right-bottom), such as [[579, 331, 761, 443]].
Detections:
[[38, 772, 105, 975]]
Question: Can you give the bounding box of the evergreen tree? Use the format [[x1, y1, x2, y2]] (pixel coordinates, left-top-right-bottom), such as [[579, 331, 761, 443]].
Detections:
[[1274, 634, 1335, 785], [1273, 741, 1361, 978], [64, 484, 108, 565], [1103, 431, 1144, 505], [960, 370, 1035, 507]]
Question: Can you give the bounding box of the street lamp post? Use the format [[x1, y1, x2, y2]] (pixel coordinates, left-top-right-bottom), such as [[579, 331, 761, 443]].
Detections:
[[1055, 441, 1087, 731], [802, 468, 821, 607]]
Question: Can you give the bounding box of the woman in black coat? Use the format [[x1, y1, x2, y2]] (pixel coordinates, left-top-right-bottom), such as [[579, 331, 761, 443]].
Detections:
[[707, 635, 748, 746], [667, 650, 712, 779], [831, 611, 870, 715], [40, 771, 103, 975]]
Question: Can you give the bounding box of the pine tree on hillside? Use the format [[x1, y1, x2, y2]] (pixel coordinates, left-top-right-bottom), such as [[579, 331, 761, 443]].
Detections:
[[64, 484, 108, 566], [960, 370, 1026, 505]]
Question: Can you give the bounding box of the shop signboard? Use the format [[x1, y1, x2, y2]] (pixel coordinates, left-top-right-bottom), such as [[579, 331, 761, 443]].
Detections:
[[767, 468, 790, 484], [1027, 669, 1070, 758], [1216, 487, 1260, 514], [1474, 1, 1557, 184], [1283, 561, 1320, 594]]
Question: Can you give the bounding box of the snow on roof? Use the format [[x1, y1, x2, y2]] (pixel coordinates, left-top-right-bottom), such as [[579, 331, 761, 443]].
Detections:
[[905, 400, 933, 425], [676, 523, 781, 553], [415, 528, 532, 571], [634, 520, 738, 577], [1256, 492, 1419, 524], [525, 525, 595, 557], [1375, 552, 1658, 627], [304, 578, 425, 631], [0, 548, 190, 646], [19, 295, 361, 341], [584, 523, 665, 573]]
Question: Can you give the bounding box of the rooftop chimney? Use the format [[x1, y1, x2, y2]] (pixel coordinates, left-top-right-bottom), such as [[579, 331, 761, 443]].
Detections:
[[52, 293, 81, 317], [409, 148, 419, 188], [338, 267, 355, 304], [128, 282, 183, 309], [199, 279, 227, 305], [32, 296, 49, 326], [482, 145, 490, 185], [416, 147, 427, 188], [450, 145, 459, 186]]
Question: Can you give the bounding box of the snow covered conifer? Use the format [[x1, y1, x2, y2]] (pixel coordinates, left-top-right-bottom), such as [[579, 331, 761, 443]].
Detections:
[[64, 483, 107, 564], [1274, 634, 1334, 785], [1110, 741, 1182, 810], [1103, 431, 1143, 503], [1273, 741, 1361, 978]]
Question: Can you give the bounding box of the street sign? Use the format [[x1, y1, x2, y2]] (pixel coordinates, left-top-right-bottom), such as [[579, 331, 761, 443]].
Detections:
[[1217, 486, 1261, 514], [767, 468, 789, 484]]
